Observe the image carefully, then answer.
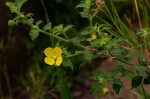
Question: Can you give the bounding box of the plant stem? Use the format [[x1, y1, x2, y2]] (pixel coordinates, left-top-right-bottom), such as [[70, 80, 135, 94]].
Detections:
[[56, 67, 72, 99], [38, 29, 70, 43]]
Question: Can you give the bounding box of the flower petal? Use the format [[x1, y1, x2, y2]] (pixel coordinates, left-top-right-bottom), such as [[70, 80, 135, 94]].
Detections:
[[53, 47, 62, 57], [55, 56, 62, 66], [44, 57, 55, 65], [44, 47, 53, 57]]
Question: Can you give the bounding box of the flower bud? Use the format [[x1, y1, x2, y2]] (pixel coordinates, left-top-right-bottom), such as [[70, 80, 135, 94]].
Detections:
[[8, 20, 15, 26]]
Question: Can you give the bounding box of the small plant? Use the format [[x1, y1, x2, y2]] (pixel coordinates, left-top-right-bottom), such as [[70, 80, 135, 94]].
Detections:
[[6, 0, 150, 99]]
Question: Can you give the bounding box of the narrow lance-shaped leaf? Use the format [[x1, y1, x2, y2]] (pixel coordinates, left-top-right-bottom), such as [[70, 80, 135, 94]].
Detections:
[[35, 20, 43, 27], [63, 25, 73, 32]]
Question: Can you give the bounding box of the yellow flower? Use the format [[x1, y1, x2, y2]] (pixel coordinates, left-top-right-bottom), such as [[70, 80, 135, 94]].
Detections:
[[44, 47, 62, 66]]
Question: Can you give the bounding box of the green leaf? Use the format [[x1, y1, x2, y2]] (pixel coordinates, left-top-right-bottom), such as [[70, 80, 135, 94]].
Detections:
[[107, 71, 118, 79], [140, 61, 150, 67], [63, 25, 73, 32], [132, 76, 143, 88], [81, 28, 90, 35], [75, 2, 84, 8], [35, 20, 43, 27], [6, 2, 18, 13], [83, 50, 93, 63], [90, 83, 102, 93], [112, 65, 125, 73], [75, 0, 94, 18], [122, 70, 132, 77], [109, 47, 127, 56], [6, 0, 27, 14], [52, 24, 63, 34], [112, 84, 121, 94], [112, 79, 123, 94], [143, 76, 150, 85], [16, 0, 27, 10], [27, 18, 34, 24], [90, 71, 106, 83], [29, 28, 39, 40], [131, 66, 146, 76], [43, 22, 52, 31], [91, 39, 102, 48], [71, 37, 85, 44], [62, 58, 73, 70], [75, 50, 83, 55]]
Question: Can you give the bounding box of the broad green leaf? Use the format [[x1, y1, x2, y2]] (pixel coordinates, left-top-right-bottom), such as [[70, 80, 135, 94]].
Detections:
[[16, 0, 27, 10], [140, 61, 150, 67], [75, 50, 83, 55], [112, 65, 132, 77], [107, 71, 118, 79], [29, 28, 39, 40], [107, 38, 121, 47], [131, 66, 146, 76], [52, 24, 63, 34], [63, 25, 73, 32], [75, 2, 84, 8], [90, 83, 102, 93], [112, 83, 122, 94], [144, 76, 150, 85], [91, 71, 106, 83], [112, 79, 123, 94], [75, 0, 94, 18], [112, 65, 125, 73], [83, 50, 93, 63], [132, 76, 143, 88], [109, 47, 127, 56], [71, 37, 85, 44], [43, 22, 52, 31], [62, 58, 73, 70], [27, 18, 34, 24], [122, 70, 132, 77], [91, 39, 102, 48], [81, 28, 90, 35]]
